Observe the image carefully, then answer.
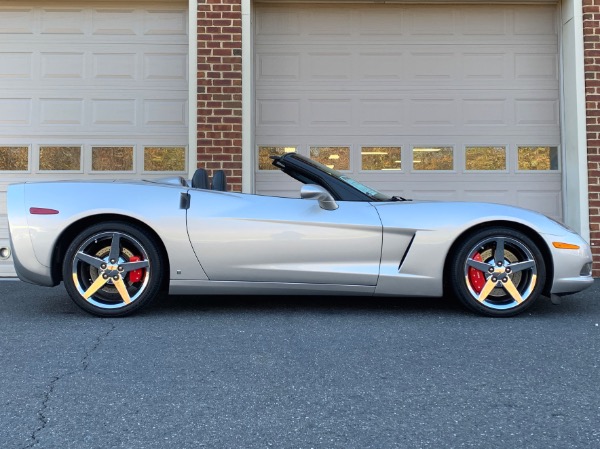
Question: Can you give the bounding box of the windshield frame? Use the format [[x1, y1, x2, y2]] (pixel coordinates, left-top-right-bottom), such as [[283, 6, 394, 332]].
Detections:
[[273, 153, 394, 202]]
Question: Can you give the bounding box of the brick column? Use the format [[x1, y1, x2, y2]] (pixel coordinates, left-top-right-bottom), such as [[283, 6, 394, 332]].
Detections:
[[584, 0, 600, 276], [197, 0, 243, 191]]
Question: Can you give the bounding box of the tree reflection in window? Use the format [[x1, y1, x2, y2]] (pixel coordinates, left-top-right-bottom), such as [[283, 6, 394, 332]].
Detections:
[[310, 146, 350, 171], [258, 146, 296, 170], [517, 146, 558, 171], [412, 147, 453, 171], [39, 146, 81, 171], [465, 146, 506, 171], [361, 147, 401, 171], [144, 147, 186, 172], [92, 146, 134, 171], [0, 146, 28, 171]]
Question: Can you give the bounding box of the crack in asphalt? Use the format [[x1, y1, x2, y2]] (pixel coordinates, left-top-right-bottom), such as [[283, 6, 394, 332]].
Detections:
[[22, 321, 117, 449]]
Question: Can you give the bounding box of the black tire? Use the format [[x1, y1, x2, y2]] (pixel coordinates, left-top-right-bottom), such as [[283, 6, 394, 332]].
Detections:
[[62, 221, 163, 317], [449, 226, 546, 317]]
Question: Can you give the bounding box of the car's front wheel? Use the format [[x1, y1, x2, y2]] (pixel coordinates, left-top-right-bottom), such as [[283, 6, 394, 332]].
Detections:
[[449, 227, 546, 317], [62, 222, 163, 317]]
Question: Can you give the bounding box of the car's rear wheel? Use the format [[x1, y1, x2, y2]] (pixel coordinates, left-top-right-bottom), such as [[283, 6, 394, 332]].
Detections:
[[62, 222, 163, 317], [450, 226, 546, 317]]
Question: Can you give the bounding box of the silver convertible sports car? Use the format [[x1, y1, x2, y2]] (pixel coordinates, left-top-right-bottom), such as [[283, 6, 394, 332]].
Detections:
[[7, 153, 594, 317]]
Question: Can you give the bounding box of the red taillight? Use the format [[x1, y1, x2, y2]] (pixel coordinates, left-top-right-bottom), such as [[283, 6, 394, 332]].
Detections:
[[29, 207, 59, 215], [468, 253, 485, 294], [128, 256, 143, 283]]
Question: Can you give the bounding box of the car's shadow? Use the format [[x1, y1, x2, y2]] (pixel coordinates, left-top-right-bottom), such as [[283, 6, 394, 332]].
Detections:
[[146, 293, 562, 318], [152, 294, 464, 315], [25, 282, 592, 319]]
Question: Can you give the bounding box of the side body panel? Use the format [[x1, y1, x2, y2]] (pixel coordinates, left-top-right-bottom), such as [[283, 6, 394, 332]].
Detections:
[[373, 201, 594, 297], [187, 191, 383, 285], [8, 181, 206, 285]]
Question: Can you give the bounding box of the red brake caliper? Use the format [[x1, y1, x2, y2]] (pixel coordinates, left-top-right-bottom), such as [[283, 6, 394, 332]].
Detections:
[[468, 253, 485, 294], [128, 256, 143, 283]]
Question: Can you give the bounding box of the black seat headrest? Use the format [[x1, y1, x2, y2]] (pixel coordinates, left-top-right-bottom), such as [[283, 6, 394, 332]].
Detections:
[[211, 170, 227, 191], [191, 168, 209, 189]]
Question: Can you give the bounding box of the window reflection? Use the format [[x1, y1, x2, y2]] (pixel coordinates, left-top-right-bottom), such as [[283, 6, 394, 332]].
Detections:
[[412, 146, 453, 171], [310, 146, 350, 171], [92, 146, 134, 171], [465, 146, 506, 171], [0, 146, 29, 171], [361, 147, 401, 171], [39, 146, 81, 171], [517, 146, 558, 171], [144, 146, 186, 172], [258, 146, 296, 170]]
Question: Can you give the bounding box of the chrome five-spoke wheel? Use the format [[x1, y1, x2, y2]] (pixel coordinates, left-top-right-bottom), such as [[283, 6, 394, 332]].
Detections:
[[63, 222, 163, 317], [450, 227, 546, 317]]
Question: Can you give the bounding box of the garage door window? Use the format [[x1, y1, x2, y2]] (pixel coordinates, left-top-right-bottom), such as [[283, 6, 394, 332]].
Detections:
[[361, 147, 401, 171], [0, 146, 29, 172], [465, 146, 507, 171], [258, 146, 297, 170], [143, 146, 186, 172], [412, 146, 453, 171], [39, 146, 81, 172], [310, 146, 350, 171], [91, 146, 134, 172], [517, 146, 559, 171]]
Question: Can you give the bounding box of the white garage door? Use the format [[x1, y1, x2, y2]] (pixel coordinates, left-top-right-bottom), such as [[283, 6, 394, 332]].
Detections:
[[254, 4, 562, 217], [0, 1, 188, 276]]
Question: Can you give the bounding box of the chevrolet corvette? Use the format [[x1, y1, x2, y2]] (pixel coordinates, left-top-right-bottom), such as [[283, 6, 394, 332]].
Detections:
[[7, 153, 594, 317]]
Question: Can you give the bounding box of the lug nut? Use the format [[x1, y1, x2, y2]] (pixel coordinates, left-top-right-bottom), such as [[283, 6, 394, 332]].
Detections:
[[101, 263, 107, 269], [506, 268, 511, 273], [488, 267, 494, 273], [118, 266, 123, 272], [102, 274, 108, 279], [502, 277, 508, 282], [492, 277, 497, 282]]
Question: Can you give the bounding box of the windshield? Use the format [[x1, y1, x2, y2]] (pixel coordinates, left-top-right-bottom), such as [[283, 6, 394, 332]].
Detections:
[[294, 155, 393, 201]]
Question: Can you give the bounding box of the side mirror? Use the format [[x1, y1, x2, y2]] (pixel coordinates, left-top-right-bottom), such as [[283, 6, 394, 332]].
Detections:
[[300, 185, 338, 210]]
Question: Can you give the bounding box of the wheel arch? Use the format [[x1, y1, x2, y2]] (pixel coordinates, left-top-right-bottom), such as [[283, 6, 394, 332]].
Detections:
[[442, 220, 554, 296], [51, 214, 170, 291]]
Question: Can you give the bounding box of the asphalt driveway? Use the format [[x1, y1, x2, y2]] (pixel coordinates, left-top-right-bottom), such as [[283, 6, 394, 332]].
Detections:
[[1, 280, 599, 448]]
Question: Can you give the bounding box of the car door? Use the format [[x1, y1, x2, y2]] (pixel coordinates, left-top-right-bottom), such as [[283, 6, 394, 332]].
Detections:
[[186, 190, 383, 286]]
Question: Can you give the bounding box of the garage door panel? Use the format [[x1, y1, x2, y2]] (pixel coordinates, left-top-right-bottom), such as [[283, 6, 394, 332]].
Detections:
[[0, 8, 34, 33], [0, 1, 188, 276], [256, 45, 557, 90], [255, 4, 556, 44], [257, 93, 559, 138], [515, 99, 559, 126], [255, 3, 561, 221], [517, 191, 562, 218], [0, 99, 31, 125], [359, 99, 405, 127]]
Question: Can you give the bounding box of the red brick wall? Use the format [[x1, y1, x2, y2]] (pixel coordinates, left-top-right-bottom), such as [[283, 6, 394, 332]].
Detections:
[[584, 0, 600, 276], [197, 0, 243, 191]]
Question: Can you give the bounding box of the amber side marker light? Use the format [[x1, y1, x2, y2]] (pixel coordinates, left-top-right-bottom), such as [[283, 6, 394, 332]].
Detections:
[[29, 207, 59, 215], [552, 242, 580, 250]]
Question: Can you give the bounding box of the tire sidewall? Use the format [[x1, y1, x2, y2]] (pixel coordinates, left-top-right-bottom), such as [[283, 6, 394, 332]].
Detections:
[[450, 227, 546, 317], [62, 221, 163, 317]]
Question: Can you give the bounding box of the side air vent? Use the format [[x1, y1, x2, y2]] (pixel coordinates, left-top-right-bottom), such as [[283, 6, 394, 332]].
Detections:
[[398, 234, 416, 271]]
